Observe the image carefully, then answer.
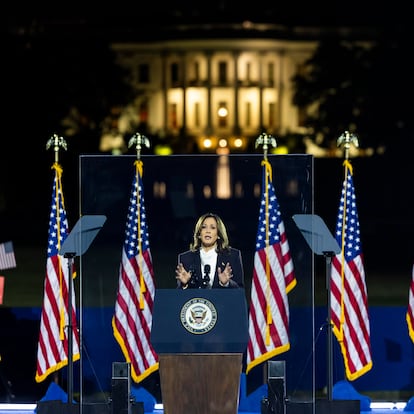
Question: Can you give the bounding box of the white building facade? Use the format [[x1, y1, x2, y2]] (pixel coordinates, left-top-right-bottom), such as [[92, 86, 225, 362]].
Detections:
[[111, 37, 317, 153]]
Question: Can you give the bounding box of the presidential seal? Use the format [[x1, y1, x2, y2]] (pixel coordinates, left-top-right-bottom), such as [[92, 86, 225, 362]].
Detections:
[[180, 297, 217, 334]]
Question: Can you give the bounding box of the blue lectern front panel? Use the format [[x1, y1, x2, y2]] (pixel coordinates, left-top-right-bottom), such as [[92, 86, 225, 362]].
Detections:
[[151, 288, 249, 354]]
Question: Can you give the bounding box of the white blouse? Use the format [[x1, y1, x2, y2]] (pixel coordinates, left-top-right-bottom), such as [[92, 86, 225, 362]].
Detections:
[[200, 248, 218, 287]]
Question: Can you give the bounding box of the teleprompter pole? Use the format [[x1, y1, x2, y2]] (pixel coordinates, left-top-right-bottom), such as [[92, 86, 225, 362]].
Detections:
[[323, 251, 335, 401], [64, 252, 76, 406]]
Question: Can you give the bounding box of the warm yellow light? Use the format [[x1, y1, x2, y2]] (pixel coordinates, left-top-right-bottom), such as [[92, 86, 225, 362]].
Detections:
[[272, 146, 289, 154], [154, 145, 173, 155], [234, 138, 243, 148], [203, 185, 212, 198], [218, 107, 228, 117], [218, 139, 227, 148], [216, 147, 229, 155], [203, 138, 212, 148]]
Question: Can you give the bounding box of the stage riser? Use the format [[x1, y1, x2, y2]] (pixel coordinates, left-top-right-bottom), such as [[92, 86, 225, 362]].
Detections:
[[36, 401, 143, 414], [285, 400, 360, 414]]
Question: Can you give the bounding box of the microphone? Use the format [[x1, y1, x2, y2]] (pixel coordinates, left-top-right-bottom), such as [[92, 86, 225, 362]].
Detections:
[[188, 267, 198, 288], [201, 264, 211, 288]]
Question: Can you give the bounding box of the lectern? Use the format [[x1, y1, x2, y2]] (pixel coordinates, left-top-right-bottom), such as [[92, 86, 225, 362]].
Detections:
[[151, 289, 249, 414]]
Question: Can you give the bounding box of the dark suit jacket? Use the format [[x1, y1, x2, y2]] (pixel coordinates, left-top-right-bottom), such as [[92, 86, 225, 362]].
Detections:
[[177, 248, 244, 289]]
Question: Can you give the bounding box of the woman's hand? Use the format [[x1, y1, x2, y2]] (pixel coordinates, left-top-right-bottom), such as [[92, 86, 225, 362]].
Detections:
[[218, 262, 233, 287], [176, 263, 191, 287]]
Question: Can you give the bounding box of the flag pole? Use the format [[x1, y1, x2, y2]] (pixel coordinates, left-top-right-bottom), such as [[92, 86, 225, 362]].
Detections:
[[45, 134, 74, 402], [334, 131, 372, 382], [330, 130, 359, 398], [254, 132, 277, 385], [112, 131, 159, 386]]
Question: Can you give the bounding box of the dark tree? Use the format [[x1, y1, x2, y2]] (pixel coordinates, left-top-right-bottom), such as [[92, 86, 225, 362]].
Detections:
[[291, 29, 414, 157]]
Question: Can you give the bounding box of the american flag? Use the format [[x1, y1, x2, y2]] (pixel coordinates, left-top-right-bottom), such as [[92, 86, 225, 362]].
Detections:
[[35, 163, 80, 383], [406, 264, 414, 342], [0, 241, 16, 271], [112, 160, 158, 383], [246, 160, 296, 374], [330, 160, 372, 380]]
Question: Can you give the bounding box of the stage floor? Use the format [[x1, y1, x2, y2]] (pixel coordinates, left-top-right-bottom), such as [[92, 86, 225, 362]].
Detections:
[[0, 402, 410, 414]]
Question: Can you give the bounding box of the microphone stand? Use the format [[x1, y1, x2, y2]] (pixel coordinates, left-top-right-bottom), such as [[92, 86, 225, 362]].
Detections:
[[202, 265, 211, 288]]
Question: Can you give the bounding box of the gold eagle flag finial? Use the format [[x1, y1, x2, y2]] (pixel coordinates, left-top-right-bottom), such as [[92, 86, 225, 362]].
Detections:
[[46, 134, 67, 164], [255, 132, 277, 160], [337, 131, 359, 160], [128, 132, 150, 160]]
